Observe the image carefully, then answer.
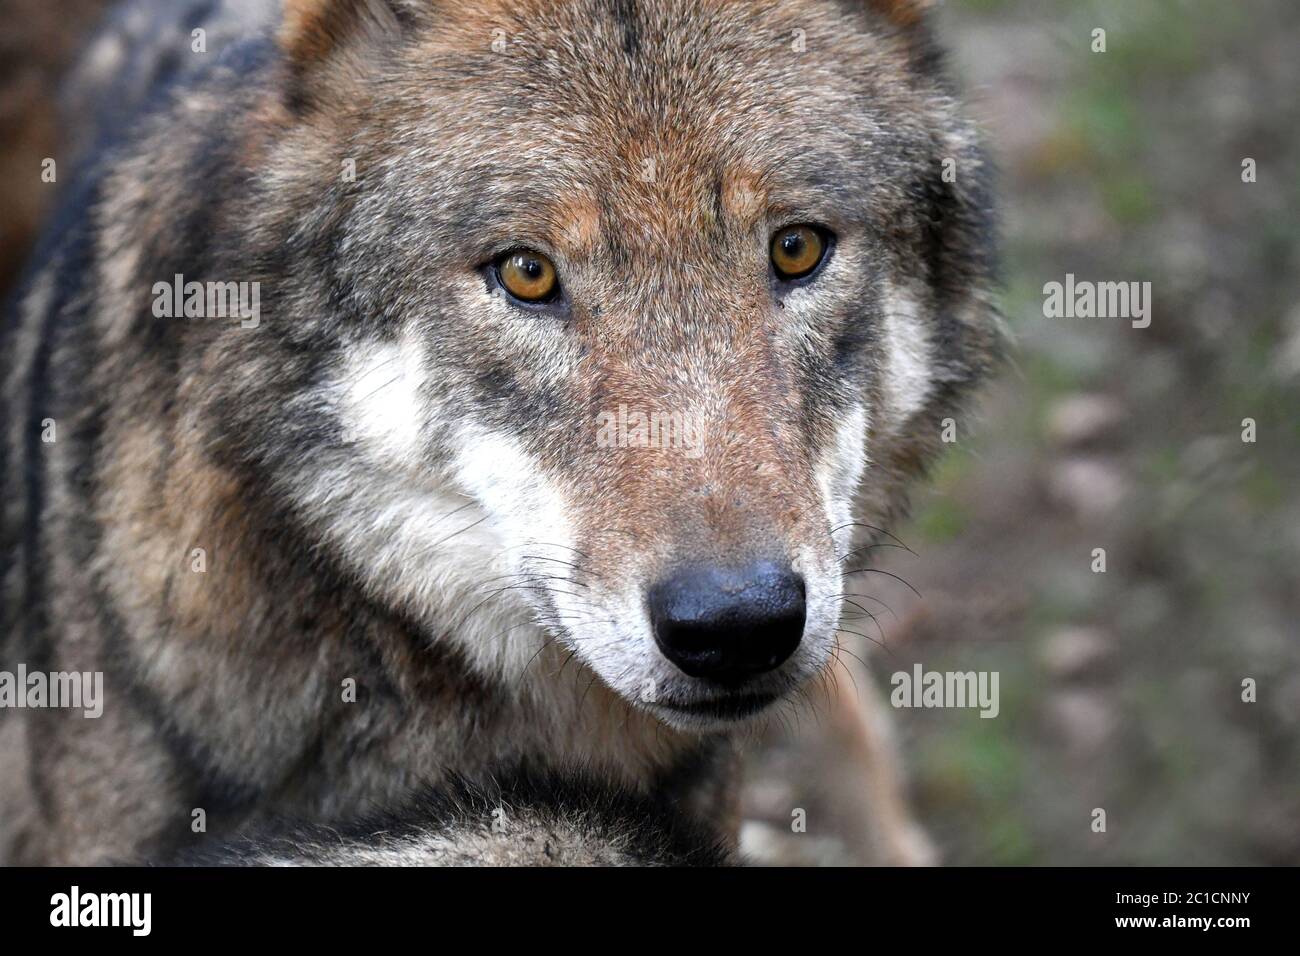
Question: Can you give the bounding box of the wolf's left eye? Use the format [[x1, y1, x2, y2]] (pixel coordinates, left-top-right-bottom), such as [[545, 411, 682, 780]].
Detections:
[[496, 249, 560, 303], [771, 224, 830, 281]]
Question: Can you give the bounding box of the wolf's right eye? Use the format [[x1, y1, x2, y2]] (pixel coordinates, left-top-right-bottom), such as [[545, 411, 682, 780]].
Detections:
[[496, 250, 560, 304]]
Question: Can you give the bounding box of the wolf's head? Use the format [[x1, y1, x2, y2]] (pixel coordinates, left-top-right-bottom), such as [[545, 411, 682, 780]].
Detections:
[[204, 0, 998, 732]]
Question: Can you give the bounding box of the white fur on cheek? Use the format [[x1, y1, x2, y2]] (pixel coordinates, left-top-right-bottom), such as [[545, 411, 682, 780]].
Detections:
[[797, 402, 869, 682], [879, 281, 934, 437], [308, 342, 570, 684], [340, 338, 426, 466], [450, 427, 575, 565], [448, 424, 585, 660], [816, 402, 869, 557]]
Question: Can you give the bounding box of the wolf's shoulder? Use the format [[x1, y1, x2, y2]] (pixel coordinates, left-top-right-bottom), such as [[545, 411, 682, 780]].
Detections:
[[166, 766, 735, 867]]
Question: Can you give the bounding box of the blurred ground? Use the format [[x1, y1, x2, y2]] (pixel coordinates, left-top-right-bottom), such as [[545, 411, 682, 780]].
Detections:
[[744, 0, 1300, 865]]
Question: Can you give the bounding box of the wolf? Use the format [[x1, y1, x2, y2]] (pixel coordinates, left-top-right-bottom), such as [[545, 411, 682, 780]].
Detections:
[[0, 0, 999, 864]]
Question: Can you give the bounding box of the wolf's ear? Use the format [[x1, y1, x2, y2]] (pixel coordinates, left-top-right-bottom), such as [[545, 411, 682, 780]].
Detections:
[[864, 0, 937, 28], [279, 0, 425, 107]]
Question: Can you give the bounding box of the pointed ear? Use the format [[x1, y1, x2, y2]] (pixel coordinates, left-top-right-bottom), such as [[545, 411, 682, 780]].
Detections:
[[279, 0, 424, 108]]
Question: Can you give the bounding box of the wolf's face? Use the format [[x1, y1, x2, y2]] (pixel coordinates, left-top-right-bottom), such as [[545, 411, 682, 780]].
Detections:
[[241, 0, 997, 731]]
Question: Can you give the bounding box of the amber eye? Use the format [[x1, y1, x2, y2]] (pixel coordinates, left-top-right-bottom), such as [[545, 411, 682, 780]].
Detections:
[[770, 224, 828, 280], [496, 249, 559, 303]]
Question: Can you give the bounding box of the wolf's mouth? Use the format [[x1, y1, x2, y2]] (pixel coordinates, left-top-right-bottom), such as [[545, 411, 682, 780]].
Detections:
[[650, 691, 779, 721]]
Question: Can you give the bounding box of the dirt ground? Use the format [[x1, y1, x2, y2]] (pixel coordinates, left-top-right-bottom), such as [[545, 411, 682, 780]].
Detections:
[[744, 0, 1300, 865]]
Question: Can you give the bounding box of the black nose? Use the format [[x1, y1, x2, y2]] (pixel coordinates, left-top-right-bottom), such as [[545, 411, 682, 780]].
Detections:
[[647, 561, 805, 685]]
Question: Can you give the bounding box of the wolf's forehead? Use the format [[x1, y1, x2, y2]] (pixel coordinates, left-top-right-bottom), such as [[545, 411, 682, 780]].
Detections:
[[546, 166, 770, 259], [411, 0, 899, 146], [398, 0, 929, 249]]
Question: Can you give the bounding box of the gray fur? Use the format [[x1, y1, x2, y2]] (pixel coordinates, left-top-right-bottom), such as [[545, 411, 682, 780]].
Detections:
[[165, 767, 734, 866]]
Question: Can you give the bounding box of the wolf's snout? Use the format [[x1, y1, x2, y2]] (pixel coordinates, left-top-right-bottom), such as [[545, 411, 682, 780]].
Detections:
[[646, 561, 806, 685]]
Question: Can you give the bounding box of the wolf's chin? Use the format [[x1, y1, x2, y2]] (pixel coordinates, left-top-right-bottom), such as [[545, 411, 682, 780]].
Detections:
[[641, 693, 781, 733]]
